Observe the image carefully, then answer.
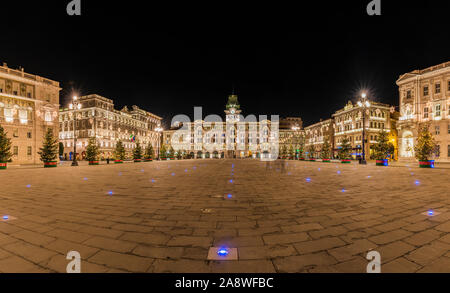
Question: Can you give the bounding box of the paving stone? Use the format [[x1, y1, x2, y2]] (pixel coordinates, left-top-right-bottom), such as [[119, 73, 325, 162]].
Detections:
[[89, 250, 154, 272], [294, 237, 346, 254], [263, 233, 309, 245], [405, 241, 450, 266], [368, 229, 412, 245], [83, 236, 138, 253], [382, 257, 421, 273], [273, 252, 337, 273]]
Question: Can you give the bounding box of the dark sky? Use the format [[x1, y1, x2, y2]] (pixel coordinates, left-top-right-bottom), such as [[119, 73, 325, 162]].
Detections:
[[1, 1, 449, 127]]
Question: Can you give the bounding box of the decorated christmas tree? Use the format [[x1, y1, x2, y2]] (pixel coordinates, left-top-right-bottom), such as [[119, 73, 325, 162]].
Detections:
[[86, 137, 100, 164], [414, 123, 437, 162], [168, 146, 175, 159], [0, 125, 12, 168], [144, 144, 154, 160], [38, 128, 58, 167], [280, 145, 287, 158], [307, 145, 315, 160], [114, 140, 126, 161], [160, 144, 167, 159], [321, 138, 331, 160], [338, 135, 352, 160], [371, 129, 393, 161], [298, 136, 305, 159], [133, 142, 143, 161], [287, 145, 294, 159]]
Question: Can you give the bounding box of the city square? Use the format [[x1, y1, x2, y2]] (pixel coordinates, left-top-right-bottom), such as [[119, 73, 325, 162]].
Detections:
[[0, 159, 449, 273]]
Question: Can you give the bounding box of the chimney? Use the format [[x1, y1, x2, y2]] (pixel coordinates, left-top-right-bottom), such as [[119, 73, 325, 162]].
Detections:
[[2, 62, 7, 68]]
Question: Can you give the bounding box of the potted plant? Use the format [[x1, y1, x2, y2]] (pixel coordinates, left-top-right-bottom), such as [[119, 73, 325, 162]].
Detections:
[[114, 140, 126, 163], [160, 144, 167, 160], [414, 123, 437, 168], [371, 129, 393, 166], [0, 126, 12, 169], [338, 135, 352, 163], [144, 144, 154, 162], [38, 128, 58, 168], [86, 137, 100, 165], [321, 139, 331, 162], [133, 142, 142, 162], [307, 145, 316, 161]]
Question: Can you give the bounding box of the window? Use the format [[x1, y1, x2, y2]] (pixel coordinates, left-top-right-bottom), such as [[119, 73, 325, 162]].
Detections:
[[435, 145, 440, 157], [13, 90, 18, 95], [27, 146, 32, 156], [423, 107, 429, 118], [406, 90, 412, 99], [436, 104, 441, 117], [435, 126, 440, 135], [27, 132, 32, 138], [13, 146, 18, 155], [423, 86, 429, 96], [27, 92, 31, 98], [0, 88, 2, 93], [435, 83, 441, 94], [13, 129, 18, 137]]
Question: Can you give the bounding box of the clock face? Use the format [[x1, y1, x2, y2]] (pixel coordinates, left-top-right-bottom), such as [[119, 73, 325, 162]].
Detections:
[[230, 109, 235, 114]]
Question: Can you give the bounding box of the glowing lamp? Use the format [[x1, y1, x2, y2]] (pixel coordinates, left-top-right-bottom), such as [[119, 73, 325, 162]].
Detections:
[[227, 194, 232, 198], [427, 210, 434, 216], [217, 248, 229, 257], [2, 215, 8, 220], [108, 191, 113, 195], [26, 184, 31, 188], [306, 178, 311, 182]]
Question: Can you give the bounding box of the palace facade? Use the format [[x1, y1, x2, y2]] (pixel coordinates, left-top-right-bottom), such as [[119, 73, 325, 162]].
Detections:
[[59, 94, 162, 160], [0, 63, 60, 165], [396, 61, 450, 162], [304, 118, 334, 158], [332, 100, 398, 159], [164, 94, 280, 159]]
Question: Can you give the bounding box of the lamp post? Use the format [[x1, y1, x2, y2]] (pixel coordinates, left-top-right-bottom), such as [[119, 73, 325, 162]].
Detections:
[[357, 92, 371, 165], [291, 125, 300, 159], [69, 96, 82, 166], [155, 125, 163, 160]]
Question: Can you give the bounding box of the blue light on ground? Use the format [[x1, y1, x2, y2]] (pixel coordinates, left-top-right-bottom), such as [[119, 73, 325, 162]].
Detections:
[[337, 171, 341, 174], [217, 247, 229, 257], [193, 167, 196, 170], [367, 176, 371, 178], [83, 177, 88, 181], [26, 184, 31, 188], [427, 210, 434, 216], [151, 179, 155, 183], [318, 168, 321, 171], [227, 194, 232, 198], [141, 169, 145, 172], [415, 180, 420, 185], [108, 191, 113, 195], [171, 173, 175, 176], [2, 215, 8, 220], [288, 172, 291, 175], [118, 172, 122, 176], [185, 169, 188, 172], [342, 189, 346, 192], [411, 173, 414, 175], [229, 179, 233, 183], [306, 178, 311, 182]]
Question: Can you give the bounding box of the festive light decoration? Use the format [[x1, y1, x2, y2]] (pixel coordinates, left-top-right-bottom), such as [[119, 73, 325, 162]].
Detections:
[[171, 173, 175, 176], [83, 177, 88, 181], [337, 171, 341, 174], [342, 189, 346, 192], [229, 179, 233, 183], [151, 179, 155, 183]]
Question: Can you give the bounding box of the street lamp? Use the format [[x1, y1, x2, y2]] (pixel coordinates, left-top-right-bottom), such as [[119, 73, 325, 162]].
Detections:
[[69, 96, 82, 166], [155, 125, 163, 160], [357, 92, 371, 165]]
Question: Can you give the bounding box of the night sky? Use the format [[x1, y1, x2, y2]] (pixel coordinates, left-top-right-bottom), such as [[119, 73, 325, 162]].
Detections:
[[1, 1, 449, 127]]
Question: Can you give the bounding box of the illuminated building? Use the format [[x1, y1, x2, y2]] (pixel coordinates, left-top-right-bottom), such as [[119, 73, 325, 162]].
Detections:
[[0, 62, 60, 164], [396, 61, 450, 162]]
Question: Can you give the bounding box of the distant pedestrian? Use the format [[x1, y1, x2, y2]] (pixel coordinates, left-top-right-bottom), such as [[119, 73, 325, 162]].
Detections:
[[106, 157, 110, 164]]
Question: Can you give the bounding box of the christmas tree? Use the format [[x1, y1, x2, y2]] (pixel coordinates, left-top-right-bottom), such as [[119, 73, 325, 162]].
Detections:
[[160, 144, 167, 159], [307, 145, 315, 159], [86, 137, 100, 163], [414, 123, 437, 161], [133, 142, 142, 161], [114, 140, 126, 161], [144, 144, 154, 160], [280, 145, 287, 158], [288, 145, 294, 159], [338, 135, 352, 160], [0, 125, 12, 166], [371, 129, 393, 160], [168, 146, 175, 159], [298, 135, 305, 158], [38, 128, 58, 164], [321, 138, 331, 159]]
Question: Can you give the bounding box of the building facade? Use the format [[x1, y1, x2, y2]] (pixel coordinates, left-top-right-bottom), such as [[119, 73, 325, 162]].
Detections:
[[304, 118, 334, 158], [0, 63, 60, 165], [332, 100, 398, 159], [164, 94, 280, 159], [59, 94, 162, 160], [396, 61, 450, 162], [279, 117, 305, 158]]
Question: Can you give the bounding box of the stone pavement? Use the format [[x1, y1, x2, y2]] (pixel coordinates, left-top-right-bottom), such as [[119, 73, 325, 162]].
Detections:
[[0, 159, 449, 273]]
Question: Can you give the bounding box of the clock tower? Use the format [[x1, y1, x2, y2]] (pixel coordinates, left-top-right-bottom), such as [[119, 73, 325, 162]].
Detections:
[[225, 94, 241, 122]]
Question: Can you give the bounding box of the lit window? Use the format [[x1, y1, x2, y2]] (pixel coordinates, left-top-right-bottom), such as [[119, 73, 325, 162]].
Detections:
[[435, 126, 440, 135], [13, 146, 18, 155], [435, 83, 441, 94], [423, 107, 429, 118], [423, 86, 429, 96], [436, 104, 441, 117], [19, 109, 28, 124], [4, 108, 13, 122]]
